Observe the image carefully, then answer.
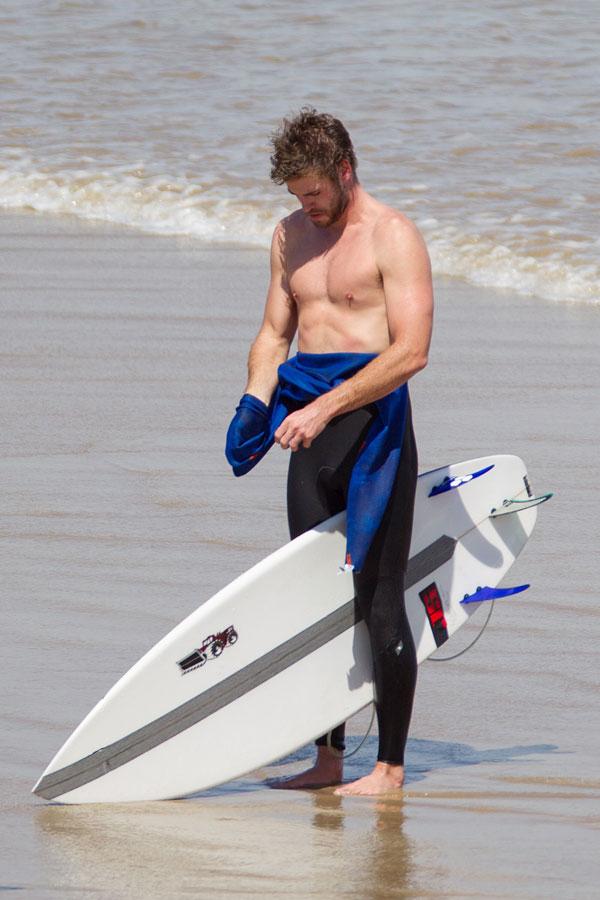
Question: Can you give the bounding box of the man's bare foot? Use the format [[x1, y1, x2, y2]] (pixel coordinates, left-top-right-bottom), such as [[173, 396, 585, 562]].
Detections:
[[268, 746, 343, 790], [334, 761, 404, 796]]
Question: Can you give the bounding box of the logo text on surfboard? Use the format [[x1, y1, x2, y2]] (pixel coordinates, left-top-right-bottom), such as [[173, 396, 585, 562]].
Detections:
[[177, 626, 238, 675]]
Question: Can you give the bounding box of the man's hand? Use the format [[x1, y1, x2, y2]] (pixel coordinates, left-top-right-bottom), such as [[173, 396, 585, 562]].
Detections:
[[274, 399, 330, 451]]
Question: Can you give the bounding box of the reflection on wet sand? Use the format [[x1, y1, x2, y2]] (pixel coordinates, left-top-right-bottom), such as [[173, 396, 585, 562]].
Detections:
[[32, 736, 575, 898], [34, 787, 418, 898]]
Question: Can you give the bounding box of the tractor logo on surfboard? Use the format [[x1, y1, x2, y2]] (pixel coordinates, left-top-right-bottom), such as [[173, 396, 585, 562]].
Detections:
[[177, 626, 238, 675]]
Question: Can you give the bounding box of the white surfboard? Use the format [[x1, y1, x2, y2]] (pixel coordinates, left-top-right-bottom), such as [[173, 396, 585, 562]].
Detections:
[[33, 455, 549, 803]]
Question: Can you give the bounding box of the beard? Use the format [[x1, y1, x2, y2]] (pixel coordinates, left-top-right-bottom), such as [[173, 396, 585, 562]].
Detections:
[[310, 179, 350, 228]]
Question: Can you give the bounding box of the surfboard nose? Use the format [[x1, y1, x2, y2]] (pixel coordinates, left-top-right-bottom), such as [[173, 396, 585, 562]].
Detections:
[[32, 773, 48, 799]]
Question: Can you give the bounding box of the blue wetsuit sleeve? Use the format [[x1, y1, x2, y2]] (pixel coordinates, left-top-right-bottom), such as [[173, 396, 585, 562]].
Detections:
[[225, 394, 272, 476]]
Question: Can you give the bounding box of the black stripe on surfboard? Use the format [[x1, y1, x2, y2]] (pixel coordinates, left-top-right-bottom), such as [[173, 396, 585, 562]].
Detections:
[[34, 533, 457, 800], [405, 534, 456, 590]]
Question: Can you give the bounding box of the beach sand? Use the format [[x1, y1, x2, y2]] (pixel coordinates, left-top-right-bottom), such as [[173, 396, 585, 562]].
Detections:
[[1, 211, 598, 898]]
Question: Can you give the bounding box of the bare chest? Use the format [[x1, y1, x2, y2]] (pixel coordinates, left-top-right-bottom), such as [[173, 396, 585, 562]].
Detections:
[[286, 230, 382, 310]]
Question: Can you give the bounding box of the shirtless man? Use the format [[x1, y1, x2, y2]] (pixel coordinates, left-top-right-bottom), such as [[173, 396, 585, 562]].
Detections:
[[230, 109, 433, 796]]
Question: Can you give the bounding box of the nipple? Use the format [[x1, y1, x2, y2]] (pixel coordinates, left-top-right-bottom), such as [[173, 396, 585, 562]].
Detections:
[[346, 292, 354, 306]]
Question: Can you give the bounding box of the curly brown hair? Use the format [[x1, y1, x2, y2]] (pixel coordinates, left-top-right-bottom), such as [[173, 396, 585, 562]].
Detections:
[[270, 108, 358, 184]]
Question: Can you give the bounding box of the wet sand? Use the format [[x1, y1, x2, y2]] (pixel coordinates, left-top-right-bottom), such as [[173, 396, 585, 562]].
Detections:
[[1, 211, 598, 897]]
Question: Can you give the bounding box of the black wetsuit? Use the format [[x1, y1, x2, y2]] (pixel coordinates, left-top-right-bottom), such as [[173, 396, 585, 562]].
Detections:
[[287, 401, 418, 765]]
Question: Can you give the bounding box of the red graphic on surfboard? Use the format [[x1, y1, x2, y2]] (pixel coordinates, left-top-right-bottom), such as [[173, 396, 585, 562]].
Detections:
[[418, 583, 449, 647], [177, 626, 238, 674]]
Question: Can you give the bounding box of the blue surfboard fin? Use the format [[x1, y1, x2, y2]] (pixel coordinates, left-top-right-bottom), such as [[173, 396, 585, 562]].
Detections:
[[429, 464, 495, 497], [460, 584, 529, 604]]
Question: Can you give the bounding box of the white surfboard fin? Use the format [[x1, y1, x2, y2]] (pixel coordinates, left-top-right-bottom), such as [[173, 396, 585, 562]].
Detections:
[[460, 583, 529, 604], [490, 492, 553, 517]]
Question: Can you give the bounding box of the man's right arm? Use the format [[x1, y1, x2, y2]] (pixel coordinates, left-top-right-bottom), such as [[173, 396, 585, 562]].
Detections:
[[244, 222, 297, 405]]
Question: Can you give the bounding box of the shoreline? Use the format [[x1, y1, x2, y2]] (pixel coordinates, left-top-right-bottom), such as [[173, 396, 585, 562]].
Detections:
[[2, 204, 599, 308]]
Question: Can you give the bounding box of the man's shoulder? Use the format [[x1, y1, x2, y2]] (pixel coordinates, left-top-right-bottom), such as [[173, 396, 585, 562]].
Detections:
[[365, 201, 430, 278], [274, 209, 306, 238], [369, 201, 420, 240], [370, 203, 427, 258], [270, 210, 306, 258]]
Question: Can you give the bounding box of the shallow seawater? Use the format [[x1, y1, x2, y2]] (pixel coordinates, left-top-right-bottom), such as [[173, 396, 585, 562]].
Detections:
[[1, 1, 599, 304]]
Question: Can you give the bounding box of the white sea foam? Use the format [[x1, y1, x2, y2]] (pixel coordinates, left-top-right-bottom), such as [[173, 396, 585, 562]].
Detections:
[[426, 225, 599, 306], [0, 165, 285, 248], [1, 164, 597, 306]]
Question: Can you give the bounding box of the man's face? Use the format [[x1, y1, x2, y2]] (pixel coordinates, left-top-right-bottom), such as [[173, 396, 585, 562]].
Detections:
[[286, 171, 348, 228]]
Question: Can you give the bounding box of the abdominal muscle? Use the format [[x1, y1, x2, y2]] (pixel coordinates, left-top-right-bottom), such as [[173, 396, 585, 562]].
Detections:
[[296, 301, 390, 355]]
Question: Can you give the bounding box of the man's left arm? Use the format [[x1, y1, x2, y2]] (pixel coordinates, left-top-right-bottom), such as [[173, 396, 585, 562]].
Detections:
[[275, 216, 433, 451]]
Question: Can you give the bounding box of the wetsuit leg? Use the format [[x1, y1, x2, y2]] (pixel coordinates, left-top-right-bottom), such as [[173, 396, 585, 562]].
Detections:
[[287, 407, 375, 753], [352, 402, 418, 764]]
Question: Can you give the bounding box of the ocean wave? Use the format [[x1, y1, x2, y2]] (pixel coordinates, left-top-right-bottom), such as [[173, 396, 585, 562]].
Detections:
[[0, 165, 286, 248], [425, 224, 599, 306], [1, 165, 597, 306]]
